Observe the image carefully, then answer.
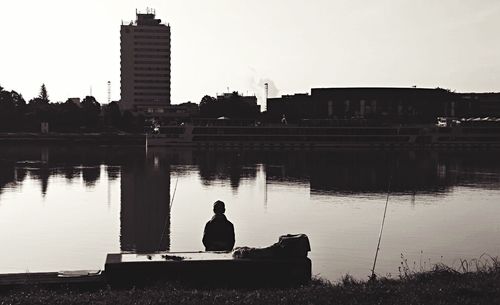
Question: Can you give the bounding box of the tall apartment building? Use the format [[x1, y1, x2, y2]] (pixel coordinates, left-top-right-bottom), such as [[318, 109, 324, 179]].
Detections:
[[120, 10, 171, 114]]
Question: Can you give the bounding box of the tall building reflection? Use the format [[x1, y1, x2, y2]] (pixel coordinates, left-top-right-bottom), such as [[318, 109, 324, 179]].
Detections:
[[120, 150, 171, 252]]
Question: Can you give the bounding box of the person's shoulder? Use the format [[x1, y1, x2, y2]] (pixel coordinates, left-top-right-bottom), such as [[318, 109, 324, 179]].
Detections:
[[204, 219, 213, 228]]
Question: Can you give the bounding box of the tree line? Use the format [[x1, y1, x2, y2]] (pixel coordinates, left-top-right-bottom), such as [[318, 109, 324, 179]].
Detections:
[[1, 85, 267, 133], [199, 92, 260, 119], [0, 84, 145, 132]]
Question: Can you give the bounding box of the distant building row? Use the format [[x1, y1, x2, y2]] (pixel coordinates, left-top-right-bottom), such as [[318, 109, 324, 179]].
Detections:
[[268, 87, 500, 124], [118, 12, 500, 124]]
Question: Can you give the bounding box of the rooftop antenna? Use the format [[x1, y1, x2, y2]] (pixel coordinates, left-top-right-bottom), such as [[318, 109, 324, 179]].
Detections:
[[90, 86, 92, 97], [107, 81, 111, 104]]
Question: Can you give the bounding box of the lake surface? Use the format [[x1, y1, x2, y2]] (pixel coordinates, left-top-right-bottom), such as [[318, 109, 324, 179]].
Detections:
[[0, 145, 499, 281]]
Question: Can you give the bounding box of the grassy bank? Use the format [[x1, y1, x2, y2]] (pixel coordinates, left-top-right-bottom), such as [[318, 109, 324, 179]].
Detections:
[[1, 262, 499, 305]]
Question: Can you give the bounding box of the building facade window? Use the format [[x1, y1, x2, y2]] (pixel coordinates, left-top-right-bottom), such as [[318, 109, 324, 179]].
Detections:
[[134, 35, 170, 39], [134, 86, 169, 90], [134, 79, 169, 83], [134, 48, 170, 52], [134, 60, 170, 65], [134, 67, 169, 71], [134, 92, 170, 96], [133, 41, 169, 46]]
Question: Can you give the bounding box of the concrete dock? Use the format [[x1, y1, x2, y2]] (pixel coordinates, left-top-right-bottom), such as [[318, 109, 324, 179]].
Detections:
[[0, 270, 105, 287], [0, 252, 311, 288]]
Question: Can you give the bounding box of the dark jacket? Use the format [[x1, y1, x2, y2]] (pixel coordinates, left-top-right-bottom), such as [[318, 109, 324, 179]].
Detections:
[[202, 214, 235, 251]]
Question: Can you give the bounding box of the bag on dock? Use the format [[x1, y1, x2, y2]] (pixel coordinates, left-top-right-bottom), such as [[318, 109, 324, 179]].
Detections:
[[233, 234, 311, 259]]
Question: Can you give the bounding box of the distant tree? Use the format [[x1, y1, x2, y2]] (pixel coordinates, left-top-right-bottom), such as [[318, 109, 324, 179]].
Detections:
[[28, 97, 44, 105], [0, 87, 14, 108], [200, 95, 216, 107], [38, 84, 49, 103], [11, 91, 26, 109], [81, 96, 101, 112], [122, 110, 134, 130], [199, 95, 218, 117], [0, 86, 27, 131], [27, 93, 51, 125], [81, 96, 102, 129], [121, 110, 145, 132], [103, 101, 122, 128], [0, 87, 16, 118], [50, 100, 83, 131], [199, 93, 259, 119], [0, 88, 24, 109]]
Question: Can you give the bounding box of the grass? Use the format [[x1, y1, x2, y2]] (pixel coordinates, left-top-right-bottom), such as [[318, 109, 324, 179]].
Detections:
[[0, 257, 499, 305]]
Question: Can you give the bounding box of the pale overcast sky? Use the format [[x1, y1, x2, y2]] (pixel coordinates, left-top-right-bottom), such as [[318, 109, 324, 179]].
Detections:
[[1, 0, 499, 106]]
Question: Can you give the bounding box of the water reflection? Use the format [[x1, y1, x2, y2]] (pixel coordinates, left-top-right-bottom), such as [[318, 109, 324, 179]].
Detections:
[[81, 167, 100, 187], [309, 152, 448, 195], [195, 152, 258, 188], [120, 151, 170, 252], [0, 159, 15, 195], [1, 146, 500, 200], [191, 150, 500, 195], [1, 145, 500, 278], [0, 145, 172, 254]]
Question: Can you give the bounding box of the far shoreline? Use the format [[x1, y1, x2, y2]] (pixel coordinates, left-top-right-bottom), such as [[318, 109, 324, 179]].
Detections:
[[0, 132, 146, 146]]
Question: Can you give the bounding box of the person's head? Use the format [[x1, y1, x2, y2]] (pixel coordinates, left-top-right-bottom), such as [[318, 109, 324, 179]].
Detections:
[[213, 200, 225, 215]]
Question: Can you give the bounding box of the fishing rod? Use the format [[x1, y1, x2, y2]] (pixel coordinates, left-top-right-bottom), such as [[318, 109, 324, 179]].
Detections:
[[169, 176, 179, 210], [158, 175, 179, 251], [370, 167, 393, 280]]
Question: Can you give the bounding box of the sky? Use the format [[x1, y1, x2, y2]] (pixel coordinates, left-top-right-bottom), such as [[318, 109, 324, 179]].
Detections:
[[1, 0, 500, 106]]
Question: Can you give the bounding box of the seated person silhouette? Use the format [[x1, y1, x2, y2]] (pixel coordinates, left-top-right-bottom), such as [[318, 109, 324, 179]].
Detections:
[[202, 200, 235, 251]]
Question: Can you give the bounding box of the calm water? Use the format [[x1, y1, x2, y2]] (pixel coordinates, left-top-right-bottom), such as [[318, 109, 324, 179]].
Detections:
[[0, 145, 499, 281]]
